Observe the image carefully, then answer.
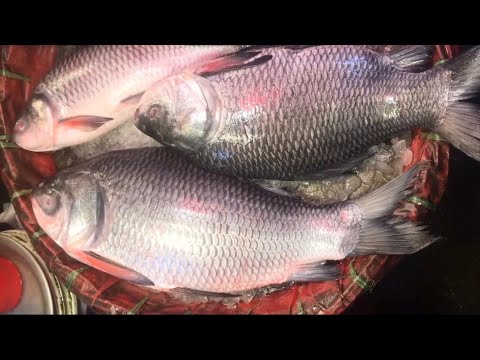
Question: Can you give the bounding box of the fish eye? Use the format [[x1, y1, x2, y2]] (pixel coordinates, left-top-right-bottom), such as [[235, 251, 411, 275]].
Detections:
[[147, 104, 166, 121], [14, 120, 27, 132], [39, 191, 61, 216]]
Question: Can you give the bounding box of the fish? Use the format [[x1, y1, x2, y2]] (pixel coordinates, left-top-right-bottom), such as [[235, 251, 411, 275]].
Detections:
[[135, 45, 480, 180], [13, 45, 249, 152], [31, 148, 435, 295]]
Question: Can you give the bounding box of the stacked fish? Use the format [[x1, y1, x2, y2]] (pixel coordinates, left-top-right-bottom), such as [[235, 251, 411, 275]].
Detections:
[[12, 45, 480, 298]]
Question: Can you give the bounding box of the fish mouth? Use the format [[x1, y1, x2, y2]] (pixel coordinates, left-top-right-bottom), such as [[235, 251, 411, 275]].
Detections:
[[28, 146, 59, 152], [135, 113, 162, 142], [13, 129, 58, 152], [15, 143, 59, 152], [13, 134, 58, 152]]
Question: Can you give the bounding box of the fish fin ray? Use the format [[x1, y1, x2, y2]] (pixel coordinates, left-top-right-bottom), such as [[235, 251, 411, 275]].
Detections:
[[293, 148, 376, 181], [287, 261, 342, 283], [351, 217, 438, 256], [194, 51, 273, 77], [351, 162, 437, 255], [67, 250, 154, 286], [386, 45, 435, 72], [252, 180, 302, 199], [119, 92, 145, 106], [58, 115, 114, 131], [436, 102, 480, 161], [353, 162, 430, 219], [434, 46, 480, 161], [441, 45, 480, 101], [283, 45, 318, 51]]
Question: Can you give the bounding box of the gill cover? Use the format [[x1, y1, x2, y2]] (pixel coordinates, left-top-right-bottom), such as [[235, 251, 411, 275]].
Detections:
[[135, 73, 223, 151], [32, 172, 108, 251], [32, 171, 154, 287], [67, 173, 108, 251]]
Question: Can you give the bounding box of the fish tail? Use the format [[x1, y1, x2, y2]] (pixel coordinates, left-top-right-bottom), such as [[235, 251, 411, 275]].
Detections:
[[435, 46, 480, 161], [351, 162, 438, 256]]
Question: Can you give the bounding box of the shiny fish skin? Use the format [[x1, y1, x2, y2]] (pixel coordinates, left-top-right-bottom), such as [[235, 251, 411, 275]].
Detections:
[[75, 149, 357, 292], [192, 46, 447, 179], [32, 148, 433, 293], [41, 46, 245, 112], [13, 45, 247, 151], [139, 46, 450, 180]]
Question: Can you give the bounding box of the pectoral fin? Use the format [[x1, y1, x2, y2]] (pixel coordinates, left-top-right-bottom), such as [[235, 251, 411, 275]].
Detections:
[[58, 115, 114, 132], [67, 249, 154, 286]]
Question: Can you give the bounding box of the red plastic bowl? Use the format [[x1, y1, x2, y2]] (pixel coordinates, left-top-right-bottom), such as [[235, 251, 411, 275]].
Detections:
[[0, 257, 23, 313]]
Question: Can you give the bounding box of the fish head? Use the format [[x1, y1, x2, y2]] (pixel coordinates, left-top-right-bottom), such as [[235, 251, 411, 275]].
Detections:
[[31, 171, 108, 251], [13, 92, 58, 152], [135, 73, 222, 151]]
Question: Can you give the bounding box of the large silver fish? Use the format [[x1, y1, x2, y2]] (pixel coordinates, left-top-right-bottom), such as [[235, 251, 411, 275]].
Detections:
[[31, 148, 434, 294], [13, 45, 248, 152], [135, 45, 480, 180]]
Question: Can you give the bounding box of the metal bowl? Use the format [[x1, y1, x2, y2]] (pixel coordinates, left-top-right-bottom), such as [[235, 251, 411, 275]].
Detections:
[[0, 231, 54, 314], [0, 230, 80, 314]]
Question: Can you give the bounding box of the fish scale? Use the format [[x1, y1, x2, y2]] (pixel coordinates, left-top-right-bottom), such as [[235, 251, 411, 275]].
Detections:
[[14, 45, 248, 151], [52, 148, 364, 293], [167, 46, 450, 180]]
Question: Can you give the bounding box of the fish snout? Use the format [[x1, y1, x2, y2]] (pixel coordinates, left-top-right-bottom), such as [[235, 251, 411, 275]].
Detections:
[[134, 111, 153, 136], [12, 119, 29, 148]]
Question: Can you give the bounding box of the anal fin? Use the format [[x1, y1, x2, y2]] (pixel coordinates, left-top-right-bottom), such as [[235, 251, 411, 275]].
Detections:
[[287, 261, 342, 283]]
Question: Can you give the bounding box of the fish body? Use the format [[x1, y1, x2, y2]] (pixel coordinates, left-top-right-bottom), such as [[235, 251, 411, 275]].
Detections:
[[136, 45, 480, 180], [32, 148, 433, 294]]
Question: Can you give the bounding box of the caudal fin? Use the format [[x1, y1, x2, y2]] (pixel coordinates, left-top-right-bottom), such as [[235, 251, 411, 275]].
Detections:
[[351, 162, 438, 256], [435, 46, 480, 161]]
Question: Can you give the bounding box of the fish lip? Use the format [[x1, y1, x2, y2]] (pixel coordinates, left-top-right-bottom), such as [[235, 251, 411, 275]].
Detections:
[[13, 139, 59, 152], [19, 146, 58, 152], [12, 128, 58, 152], [28, 146, 59, 152]]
